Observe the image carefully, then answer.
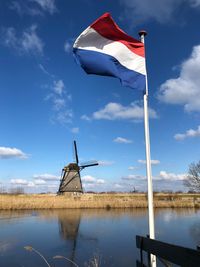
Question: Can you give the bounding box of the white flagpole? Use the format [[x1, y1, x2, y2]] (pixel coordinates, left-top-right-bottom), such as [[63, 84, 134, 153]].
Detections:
[[139, 30, 156, 267]]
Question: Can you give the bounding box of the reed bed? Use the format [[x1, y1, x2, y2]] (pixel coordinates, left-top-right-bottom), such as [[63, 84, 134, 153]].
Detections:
[[0, 193, 200, 210]]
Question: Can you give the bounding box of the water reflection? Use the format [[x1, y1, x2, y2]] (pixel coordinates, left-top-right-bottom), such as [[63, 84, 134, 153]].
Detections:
[[0, 240, 15, 254], [58, 210, 81, 240], [190, 222, 200, 245], [58, 210, 81, 265], [0, 208, 200, 267], [155, 207, 198, 216], [38, 208, 147, 221], [37, 209, 148, 266], [0, 210, 37, 222]]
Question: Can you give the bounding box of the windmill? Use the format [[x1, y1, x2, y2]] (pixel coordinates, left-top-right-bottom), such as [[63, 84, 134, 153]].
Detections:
[[58, 141, 98, 194]]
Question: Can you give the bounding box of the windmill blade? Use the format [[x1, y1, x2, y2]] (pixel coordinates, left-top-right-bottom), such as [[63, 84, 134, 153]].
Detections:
[[60, 168, 66, 182], [60, 169, 64, 180], [74, 140, 79, 165], [80, 162, 99, 169], [58, 168, 67, 193]]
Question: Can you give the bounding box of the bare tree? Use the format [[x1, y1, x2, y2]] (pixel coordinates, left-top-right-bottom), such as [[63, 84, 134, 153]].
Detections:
[[184, 161, 200, 192]]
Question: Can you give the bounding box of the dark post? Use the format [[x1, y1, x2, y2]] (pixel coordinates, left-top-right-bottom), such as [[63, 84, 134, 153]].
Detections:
[[146, 235, 150, 266]]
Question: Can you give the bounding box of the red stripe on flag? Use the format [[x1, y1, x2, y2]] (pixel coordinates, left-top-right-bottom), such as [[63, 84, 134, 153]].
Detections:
[[90, 13, 145, 58]]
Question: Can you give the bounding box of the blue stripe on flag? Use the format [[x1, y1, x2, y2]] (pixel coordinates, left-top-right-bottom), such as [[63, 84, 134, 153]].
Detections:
[[73, 48, 146, 90]]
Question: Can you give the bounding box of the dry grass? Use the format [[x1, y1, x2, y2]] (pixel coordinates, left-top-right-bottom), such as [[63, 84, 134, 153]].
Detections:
[[84, 253, 101, 267], [0, 193, 200, 210], [24, 245, 100, 267]]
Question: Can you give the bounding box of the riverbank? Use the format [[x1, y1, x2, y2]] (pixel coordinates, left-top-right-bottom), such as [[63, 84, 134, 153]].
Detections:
[[1, 193, 200, 210]]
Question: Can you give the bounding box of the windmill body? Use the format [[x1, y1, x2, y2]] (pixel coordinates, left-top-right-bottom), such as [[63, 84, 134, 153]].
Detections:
[[58, 141, 98, 194], [59, 163, 83, 193]]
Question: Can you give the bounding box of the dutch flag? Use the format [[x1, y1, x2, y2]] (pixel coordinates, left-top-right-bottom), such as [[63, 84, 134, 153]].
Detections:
[[73, 13, 146, 91]]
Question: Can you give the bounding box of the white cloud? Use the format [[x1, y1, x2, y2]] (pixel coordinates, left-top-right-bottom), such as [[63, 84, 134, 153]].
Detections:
[[64, 41, 72, 53], [10, 174, 59, 189], [21, 25, 43, 54], [33, 173, 60, 181], [120, 0, 200, 25], [138, 159, 146, 164], [174, 125, 200, 140], [138, 159, 160, 165], [189, 0, 200, 7], [9, 1, 42, 16], [55, 110, 73, 125], [53, 98, 65, 110], [10, 178, 49, 187], [121, 174, 145, 180], [151, 160, 160, 165], [0, 147, 28, 159], [10, 0, 57, 16], [30, 0, 57, 14], [157, 171, 187, 181], [120, 0, 182, 24], [113, 137, 132, 144], [121, 170, 187, 187], [46, 79, 73, 125], [98, 160, 115, 166], [2, 25, 44, 55], [158, 45, 200, 112], [81, 115, 91, 121], [96, 179, 105, 184], [71, 127, 79, 134], [10, 1, 23, 15], [34, 179, 46, 185], [128, 166, 137, 170], [119, 170, 187, 190], [82, 183, 95, 189], [87, 102, 157, 121], [39, 64, 53, 77], [112, 92, 120, 98], [2, 28, 17, 47], [26, 181, 35, 187], [53, 80, 65, 95], [82, 175, 96, 183], [47, 184, 58, 188], [114, 183, 124, 189], [82, 175, 105, 185], [10, 179, 29, 185]]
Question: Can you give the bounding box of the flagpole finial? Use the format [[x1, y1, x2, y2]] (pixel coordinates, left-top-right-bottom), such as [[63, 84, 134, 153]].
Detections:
[[138, 30, 147, 37]]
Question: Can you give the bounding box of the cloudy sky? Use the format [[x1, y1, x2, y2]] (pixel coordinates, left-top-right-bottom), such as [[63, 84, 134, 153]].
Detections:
[[0, 0, 200, 193]]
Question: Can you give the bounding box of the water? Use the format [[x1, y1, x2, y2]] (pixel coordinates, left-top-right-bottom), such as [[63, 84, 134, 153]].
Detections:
[[0, 208, 199, 267]]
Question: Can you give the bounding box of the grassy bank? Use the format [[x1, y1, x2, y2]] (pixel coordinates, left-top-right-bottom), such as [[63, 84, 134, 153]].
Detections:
[[0, 193, 200, 210]]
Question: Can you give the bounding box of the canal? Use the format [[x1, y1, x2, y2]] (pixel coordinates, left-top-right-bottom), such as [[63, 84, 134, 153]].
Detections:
[[0, 208, 199, 267]]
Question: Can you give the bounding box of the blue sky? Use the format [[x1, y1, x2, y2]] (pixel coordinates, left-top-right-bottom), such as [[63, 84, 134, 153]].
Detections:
[[0, 0, 200, 193]]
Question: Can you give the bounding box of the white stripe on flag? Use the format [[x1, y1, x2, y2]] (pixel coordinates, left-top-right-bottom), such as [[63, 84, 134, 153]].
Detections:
[[74, 27, 146, 76]]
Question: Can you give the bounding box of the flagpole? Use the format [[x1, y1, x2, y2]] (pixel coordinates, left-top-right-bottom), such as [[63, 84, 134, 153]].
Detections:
[[139, 30, 156, 267]]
